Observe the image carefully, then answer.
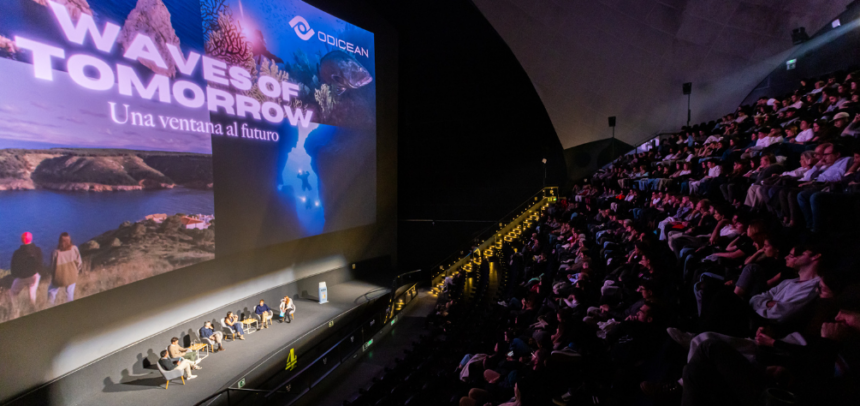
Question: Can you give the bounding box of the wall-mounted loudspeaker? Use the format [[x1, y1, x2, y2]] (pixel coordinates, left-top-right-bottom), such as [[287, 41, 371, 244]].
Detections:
[[682, 82, 692, 95]]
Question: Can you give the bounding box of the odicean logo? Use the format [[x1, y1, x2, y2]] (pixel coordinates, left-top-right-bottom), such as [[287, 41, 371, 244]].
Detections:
[[289, 16, 315, 41]]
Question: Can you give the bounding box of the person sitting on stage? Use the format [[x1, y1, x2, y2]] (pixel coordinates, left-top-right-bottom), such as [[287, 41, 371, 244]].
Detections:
[[280, 295, 296, 323], [200, 321, 225, 352], [168, 337, 202, 369], [256, 300, 273, 329], [225, 311, 246, 340], [158, 350, 197, 380]]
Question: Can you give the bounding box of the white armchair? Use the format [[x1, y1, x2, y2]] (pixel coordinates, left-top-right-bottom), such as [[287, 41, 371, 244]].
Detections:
[[156, 359, 185, 389], [222, 318, 237, 341], [198, 327, 217, 351], [253, 306, 273, 327]]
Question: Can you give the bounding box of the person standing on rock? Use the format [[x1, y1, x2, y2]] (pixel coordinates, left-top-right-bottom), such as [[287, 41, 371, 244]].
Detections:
[[9, 232, 43, 317], [47, 232, 82, 305]]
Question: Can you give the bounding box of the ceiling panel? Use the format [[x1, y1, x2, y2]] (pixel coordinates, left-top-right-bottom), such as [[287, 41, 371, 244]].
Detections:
[[472, 0, 852, 148]]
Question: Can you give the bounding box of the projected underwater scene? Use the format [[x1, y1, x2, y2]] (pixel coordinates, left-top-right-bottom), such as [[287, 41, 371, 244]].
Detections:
[[204, 0, 377, 254], [279, 123, 326, 236]]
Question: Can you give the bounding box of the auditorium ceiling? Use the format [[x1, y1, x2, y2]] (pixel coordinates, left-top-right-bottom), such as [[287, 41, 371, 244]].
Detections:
[[472, 0, 853, 148]]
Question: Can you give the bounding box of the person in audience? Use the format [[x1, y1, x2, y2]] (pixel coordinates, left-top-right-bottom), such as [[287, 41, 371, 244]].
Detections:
[[790, 117, 816, 143], [256, 299, 273, 328], [47, 232, 82, 306], [200, 321, 224, 352], [280, 295, 296, 323], [746, 150, 815, 209], [802, 147, 860, 232], [666, 199, 713, 254], [727, 237, 785, 298], [748, 241, 821, 326], [842, 111, 860, 138], [681, 284, 860, 406], [766, 143, 828, 227], [8, 232, 43, 318], [168, 337, 202, 369], [796, 143, 852, 231], [416, 74, 860, 406], [158, 350, 197, 380], [225, 311, 246, 339], [688, 160, 721, 196]]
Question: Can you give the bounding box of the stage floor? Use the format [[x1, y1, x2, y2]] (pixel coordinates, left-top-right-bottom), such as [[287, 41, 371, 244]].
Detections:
[[84, 281, 388, 406]]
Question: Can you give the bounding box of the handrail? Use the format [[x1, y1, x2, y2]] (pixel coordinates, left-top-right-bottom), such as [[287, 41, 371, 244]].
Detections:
[[194, 387, 288, 406], [428, 186, 557, 280], [383, 190, 558, 321], [356, 287, 390, 304]]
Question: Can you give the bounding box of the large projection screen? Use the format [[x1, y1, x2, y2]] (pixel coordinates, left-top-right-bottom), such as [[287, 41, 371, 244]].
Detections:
[[0, 0, 377, 324]]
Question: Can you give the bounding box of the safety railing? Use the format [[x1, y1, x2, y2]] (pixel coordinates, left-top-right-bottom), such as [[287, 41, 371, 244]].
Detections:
[[425, 186, 558, 291]]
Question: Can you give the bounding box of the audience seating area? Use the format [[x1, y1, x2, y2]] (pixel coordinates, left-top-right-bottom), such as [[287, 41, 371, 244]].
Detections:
[[342, 71, 860, 406]]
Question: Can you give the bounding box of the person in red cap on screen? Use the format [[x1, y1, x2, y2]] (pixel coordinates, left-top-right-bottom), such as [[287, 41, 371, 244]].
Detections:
[[9, 232, 44, 318]]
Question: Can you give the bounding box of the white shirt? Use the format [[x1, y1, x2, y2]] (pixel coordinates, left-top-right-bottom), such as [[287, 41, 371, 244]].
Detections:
[[756, 135, 784, 148], [719, 225, 738, 238], [704, 135, 722, 144], [750, 277, 820, 323], [779, 167, 808, 178], [707, 166, 721, 177], [795, 128, 814, 143], [816, 157, 852, 182]]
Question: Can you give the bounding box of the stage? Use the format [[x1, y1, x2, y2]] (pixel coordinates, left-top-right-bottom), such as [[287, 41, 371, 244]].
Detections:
[[81, 281, 388, 406]]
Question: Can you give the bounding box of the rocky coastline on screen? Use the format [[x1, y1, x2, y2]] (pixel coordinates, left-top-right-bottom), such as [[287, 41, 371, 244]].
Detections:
[[0, 148, 213, 191], [80, 214, 215, 282]]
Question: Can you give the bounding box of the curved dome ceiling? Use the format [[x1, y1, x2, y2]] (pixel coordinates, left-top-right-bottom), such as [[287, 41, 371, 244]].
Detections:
[[473, 0, 852, 149]]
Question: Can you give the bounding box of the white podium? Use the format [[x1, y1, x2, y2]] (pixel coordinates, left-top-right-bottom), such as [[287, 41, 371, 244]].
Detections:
[[319, 282, 328, 304]]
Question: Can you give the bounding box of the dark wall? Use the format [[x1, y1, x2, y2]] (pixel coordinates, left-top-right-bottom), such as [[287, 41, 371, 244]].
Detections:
[[358, 0, 566, 271], [562, 138, 632, 190], [742, 2, 860, 104]]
